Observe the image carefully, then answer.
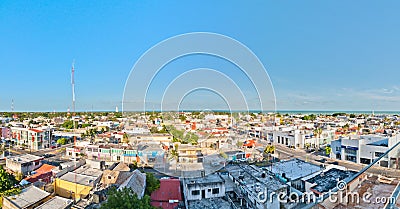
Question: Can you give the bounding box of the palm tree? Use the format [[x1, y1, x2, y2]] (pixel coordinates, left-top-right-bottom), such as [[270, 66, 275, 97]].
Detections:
[[313, 127, 323, 148], [122, 133, 129, 144]]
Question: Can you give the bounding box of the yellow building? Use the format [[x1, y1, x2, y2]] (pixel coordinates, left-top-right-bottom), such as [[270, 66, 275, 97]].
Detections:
[[54, 172, 99, 201]]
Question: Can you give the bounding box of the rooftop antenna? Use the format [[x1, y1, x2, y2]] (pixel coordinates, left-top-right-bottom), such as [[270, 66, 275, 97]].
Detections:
[[71, 60, 76, 114], [71, 60, 78, 202]]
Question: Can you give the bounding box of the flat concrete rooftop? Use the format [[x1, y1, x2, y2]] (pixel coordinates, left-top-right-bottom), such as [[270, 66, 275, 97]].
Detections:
[[265, 158, 322, 181], [308, 168, 357, 193], [59, 172, 98, 186]]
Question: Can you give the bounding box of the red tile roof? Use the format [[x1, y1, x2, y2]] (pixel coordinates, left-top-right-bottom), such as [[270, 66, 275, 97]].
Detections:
[[24, 164, 56, 183], [151, 178, 182, 209], [29, 129, 43, 133]]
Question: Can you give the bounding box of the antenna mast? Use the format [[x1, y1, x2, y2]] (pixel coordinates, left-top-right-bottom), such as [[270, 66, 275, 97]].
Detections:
[[71, 60, 75, 113]]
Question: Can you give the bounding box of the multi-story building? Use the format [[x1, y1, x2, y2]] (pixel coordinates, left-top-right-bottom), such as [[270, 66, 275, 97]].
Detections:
[[10, 127, 51, 150], [330, 134, 400, 168], [183, 173, 226, 201]]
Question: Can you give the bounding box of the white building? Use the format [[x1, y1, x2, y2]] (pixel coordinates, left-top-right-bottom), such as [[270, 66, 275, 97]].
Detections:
[[183, 173, 226, 201], [6, 154, 44, 175], [330, 134, 400, 168]]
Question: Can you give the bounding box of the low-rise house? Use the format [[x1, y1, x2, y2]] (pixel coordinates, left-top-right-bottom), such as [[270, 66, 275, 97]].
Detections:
[[24, 164, 56, 184], [183, 173, 226, 201], [55, 172, 99, 200], [101, 163, 132, 187], [151, 178, 182, 209], [137, 143, 164, 165], [265, 158, 322, 192], [176, 144, 203, 163], [2, 185, 51, 209], [55, 164, 103, 200], [6, 154, 44, 175], [225, 164, 287, 209], [118, 169, 146, 199], [35, 196, 74, 209]]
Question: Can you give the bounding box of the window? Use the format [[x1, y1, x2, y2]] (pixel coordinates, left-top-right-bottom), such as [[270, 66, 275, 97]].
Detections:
[[212, 188, 219, 194], [375, 152, 384, 158], [117, 156, 121, 161], [192, 190, 200, 196], [344, 148, 356, 155]]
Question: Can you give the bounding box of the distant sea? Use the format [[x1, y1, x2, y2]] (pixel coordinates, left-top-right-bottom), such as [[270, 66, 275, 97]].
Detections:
[[138, 110, 400, 115], [275, 110, 400, 115]]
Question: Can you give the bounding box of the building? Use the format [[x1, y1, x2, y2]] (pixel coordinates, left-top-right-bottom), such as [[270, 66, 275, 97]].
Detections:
[[330, 134, 400, 168], [183, 173, 226, 201], [176, 144, 203, 163], [302, 166, 365, 208], [2, 185, 51, 209], [35, 196, 74, 209], [1, 127, 11, 139], [55, 172, 99, 200], [6, 154, 44, 175], [55, 164, 103, 200], [10, 127, 50, 150], [224, 164, 287, 209], [151, 178, 182, 209], [24, 164, 56, 184], [137, 143, 165, 166], [265, 158, 323, 192], [223, 150, 246, 162], [118, 169, 146, 199], [101, 163, 132, 187]]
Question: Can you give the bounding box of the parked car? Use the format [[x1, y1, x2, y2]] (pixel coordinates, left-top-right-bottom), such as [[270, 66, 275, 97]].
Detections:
[[43, 154, 55, 158], [328, 161, 339, 165]]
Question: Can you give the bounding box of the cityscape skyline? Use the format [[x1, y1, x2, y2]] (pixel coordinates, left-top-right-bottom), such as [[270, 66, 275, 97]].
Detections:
[[1, 1, 400, 112]]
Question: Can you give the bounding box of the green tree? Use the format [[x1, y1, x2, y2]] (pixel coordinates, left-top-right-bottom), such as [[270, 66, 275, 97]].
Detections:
[[122, 133, 130, 144], [179, 115, 187, 122], [14, 172, 23, 182], [57, 138, 67, 145], [101, 187, 157, 209], [313, 128, 322, 138], [302, 114, 317, 121], [0, 187, 21, 208], [0, 166, 17, 193], [61, 120, 78, 129], [150, 126, 158, 134], [264, 145, 275, 154], [325, 146, 332, 156], [145, 172, 160, 196]]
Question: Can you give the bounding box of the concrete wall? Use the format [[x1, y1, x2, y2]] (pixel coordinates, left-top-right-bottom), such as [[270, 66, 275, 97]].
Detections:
[[185, 182, 225, 201], [54, 179, 92, 200]]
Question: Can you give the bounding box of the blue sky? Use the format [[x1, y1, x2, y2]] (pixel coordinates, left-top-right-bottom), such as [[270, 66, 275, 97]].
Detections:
[[1, 1, 399, 112]]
